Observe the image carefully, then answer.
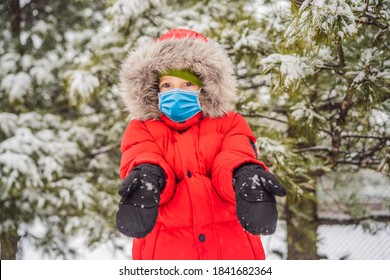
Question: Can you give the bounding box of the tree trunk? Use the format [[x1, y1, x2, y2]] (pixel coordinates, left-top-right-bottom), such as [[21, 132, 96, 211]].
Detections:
[[9, 0, 21, 37], [285, 188, 319, 259], [7, 0, 24, 57], [1, 229, 20, 260]]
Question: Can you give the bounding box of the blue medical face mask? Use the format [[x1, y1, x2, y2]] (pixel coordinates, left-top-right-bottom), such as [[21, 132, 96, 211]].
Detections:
[[158, 88, 202, 122]]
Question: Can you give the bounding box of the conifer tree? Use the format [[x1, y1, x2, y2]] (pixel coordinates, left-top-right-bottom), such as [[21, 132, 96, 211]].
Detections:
[[253, 0, 389, 259], [1, 0, 388, 260], [0, 0, 122, 259]]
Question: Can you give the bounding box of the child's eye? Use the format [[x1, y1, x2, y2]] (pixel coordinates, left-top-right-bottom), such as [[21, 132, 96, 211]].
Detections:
[[184, 82, 193, 87], [160, 82, 171, 88]]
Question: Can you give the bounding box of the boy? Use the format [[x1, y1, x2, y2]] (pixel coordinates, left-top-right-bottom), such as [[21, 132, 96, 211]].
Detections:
[[116, 29, 286, 260]]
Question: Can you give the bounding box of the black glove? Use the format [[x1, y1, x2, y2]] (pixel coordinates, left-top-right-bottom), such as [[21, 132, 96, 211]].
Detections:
[[233, 163, 286, 235], [116, 164, 165, 238]]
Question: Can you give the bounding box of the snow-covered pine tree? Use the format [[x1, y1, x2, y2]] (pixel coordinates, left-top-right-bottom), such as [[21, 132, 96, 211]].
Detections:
[[0, 0, 124, 259], [249, 0, 389, 259]]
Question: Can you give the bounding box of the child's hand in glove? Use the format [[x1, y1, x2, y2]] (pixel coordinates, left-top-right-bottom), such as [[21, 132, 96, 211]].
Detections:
[[233, 163, 286, 235], [116, 164, 165, 238]]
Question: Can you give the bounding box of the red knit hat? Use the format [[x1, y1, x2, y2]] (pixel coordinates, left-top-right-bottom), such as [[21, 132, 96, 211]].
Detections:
[[156, 29, 208, 42]]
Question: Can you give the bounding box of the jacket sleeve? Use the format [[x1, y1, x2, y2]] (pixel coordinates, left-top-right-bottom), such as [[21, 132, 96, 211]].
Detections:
[[120, 120, 175, 205], [211, 112, 269, 203]]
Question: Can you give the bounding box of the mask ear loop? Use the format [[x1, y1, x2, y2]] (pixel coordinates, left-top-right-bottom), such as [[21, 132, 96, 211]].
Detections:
[[158, 92, 162, 112], [197, 88, 204, 108]]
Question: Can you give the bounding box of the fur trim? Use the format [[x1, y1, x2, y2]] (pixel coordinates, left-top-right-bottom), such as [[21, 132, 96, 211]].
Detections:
[[120, 38, 237, 120]]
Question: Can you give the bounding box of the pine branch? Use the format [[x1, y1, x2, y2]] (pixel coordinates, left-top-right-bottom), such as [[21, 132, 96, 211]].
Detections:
[[356, 13, 388, 30], [336, 136, 387, 170], [236, 72, 263, 80], [355, 0, 389, 45], [341, 134, 390, 140], [318, 101, 342, 111], [240, 83, 267, 90], [373, 27, 390, 45], [144, 14, 157, 27], [291, 0, 305, 14], [336, 159, 382, 167], [89, 144, 116, 157], [295, 146, 332, 153], [318, 215, 390, 225], [241, 113, 287, 123], [315, 65, 345, 76]]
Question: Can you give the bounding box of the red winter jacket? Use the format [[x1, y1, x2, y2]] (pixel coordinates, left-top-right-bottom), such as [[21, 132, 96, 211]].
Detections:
[[120, 111, 269, 260]]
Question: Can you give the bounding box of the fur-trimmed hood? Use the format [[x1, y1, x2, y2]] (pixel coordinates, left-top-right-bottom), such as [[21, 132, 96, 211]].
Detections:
[[119, 30, 237, 120]]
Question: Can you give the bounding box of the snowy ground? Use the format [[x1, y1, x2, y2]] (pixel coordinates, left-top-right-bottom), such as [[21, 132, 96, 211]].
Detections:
[[20, 221, 390, 260], [263, 222, 390, 260]]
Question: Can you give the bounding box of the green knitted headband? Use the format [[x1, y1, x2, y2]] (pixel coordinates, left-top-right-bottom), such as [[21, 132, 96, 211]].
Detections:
[[159, 69, 203, 87]]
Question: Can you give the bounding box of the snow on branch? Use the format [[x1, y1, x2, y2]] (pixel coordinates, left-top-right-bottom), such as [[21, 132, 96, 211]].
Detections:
[[0, 113, 81, 191], [347, 48, 390, 93], [65, 70, 100, 105], [106, 0, 160, 31], [260, 53, 314, 91], [286, 0, 358, 46], [1, 72, 32, 101], [291, 101, 326, 123]]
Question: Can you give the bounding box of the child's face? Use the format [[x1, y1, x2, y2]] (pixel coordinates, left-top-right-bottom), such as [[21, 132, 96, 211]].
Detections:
[[159, 76, 200, 92]]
